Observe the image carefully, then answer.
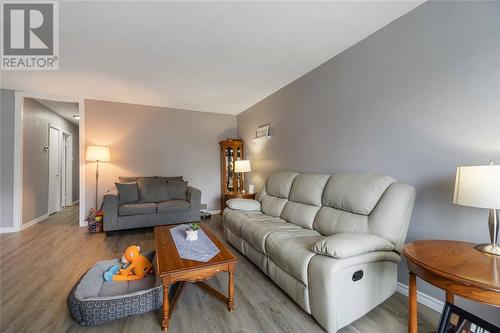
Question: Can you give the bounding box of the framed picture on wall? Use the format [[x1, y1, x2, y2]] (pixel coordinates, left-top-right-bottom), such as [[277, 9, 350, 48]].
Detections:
[[256, 124, 270, 138], [437, 303, 499, 333]]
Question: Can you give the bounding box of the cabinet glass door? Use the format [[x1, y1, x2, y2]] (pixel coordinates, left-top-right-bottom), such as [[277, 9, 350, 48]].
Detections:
[[225, 147, 234, 193]]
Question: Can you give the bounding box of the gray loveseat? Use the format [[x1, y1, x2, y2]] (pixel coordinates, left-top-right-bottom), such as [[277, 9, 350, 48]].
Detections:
[[223, 172, 415, 332], [102, 176, 201, 232]]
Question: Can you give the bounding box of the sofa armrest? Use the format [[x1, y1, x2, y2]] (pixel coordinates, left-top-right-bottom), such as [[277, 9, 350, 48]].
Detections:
[[102, 189, 119, 231], [226, 199, 261, 211], [312, 233, 394, 259]]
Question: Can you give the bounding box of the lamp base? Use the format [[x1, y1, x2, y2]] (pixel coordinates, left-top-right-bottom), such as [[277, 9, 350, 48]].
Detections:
[[474, 243, 500, 256]]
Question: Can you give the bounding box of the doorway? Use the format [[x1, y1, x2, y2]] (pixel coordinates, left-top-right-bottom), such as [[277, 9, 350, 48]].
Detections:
[[47, 126, 74, 215], [48, 126, 61, 215], [18, 95, 82, 229]]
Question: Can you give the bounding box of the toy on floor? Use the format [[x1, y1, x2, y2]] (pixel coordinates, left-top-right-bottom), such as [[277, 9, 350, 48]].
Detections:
[[103, 245, 153, 282]]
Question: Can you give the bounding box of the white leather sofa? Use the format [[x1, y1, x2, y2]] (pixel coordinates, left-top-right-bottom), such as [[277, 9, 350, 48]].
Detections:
[[222, 172, 415, 332]]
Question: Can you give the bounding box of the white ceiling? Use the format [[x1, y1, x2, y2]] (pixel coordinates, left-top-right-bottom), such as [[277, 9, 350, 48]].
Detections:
[[36, 99, 79, 125], [1, 1, 423, 115]]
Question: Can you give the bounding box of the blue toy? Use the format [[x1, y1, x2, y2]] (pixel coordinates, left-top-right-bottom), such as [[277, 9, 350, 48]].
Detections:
[[103, 265, 121, 282]]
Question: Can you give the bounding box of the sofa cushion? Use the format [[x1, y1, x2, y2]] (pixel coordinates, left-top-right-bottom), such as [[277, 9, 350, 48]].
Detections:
[[119, 203, 157, 216], [312, 232, 395, 258], [115, 182, 139, 204], [281, 201, 321, 230], [313, 206, 369, 236], [265, 229, 322, 284], [261, 195, 288, 217], [140, 179, 170, 203], [240, 219, 301, 253], [167, 181, 188, 200], [157, 200, 191, 214], [322, 174, 395, 215], [289, 174, 330, 206], [266, 171, 299, 198], [223, 209, 281, 237], [226, 199, 261, 211]]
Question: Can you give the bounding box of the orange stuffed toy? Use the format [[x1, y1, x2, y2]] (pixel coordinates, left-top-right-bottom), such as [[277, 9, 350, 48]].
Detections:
[[103, 245, 153, 282]]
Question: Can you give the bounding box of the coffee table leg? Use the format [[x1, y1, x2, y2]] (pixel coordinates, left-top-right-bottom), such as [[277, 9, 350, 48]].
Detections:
[[162, 281, 170, 331], [228, 264, 235, 312], [408, 272, 417, 333]]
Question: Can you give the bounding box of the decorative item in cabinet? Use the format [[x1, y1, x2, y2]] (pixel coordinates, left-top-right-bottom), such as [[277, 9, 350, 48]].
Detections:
[[219, 139, 244, 211]]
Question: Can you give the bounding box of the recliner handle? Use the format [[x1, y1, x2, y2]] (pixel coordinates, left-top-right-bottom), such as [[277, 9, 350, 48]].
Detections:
[[352, 270, 364, 282]]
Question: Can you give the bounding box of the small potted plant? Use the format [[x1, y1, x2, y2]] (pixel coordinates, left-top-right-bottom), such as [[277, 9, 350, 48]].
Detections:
[[185, 223, 200, 241]]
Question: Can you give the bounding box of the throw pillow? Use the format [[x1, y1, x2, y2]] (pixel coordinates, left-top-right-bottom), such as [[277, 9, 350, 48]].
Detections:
[[115, 182, 139, 204], [167, 181, 188, 200], [140, 179, 170, 203], [226, 199, 261, 211]]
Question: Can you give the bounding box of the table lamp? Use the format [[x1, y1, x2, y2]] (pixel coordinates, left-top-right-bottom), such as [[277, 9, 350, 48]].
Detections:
[[453, 161, 500, 255], [86, 146, 110, 210], [235, 160, 251, 193]]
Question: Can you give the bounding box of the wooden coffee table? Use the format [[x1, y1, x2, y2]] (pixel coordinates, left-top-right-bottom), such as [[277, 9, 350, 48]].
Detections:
[[154, 223, 238, 331]]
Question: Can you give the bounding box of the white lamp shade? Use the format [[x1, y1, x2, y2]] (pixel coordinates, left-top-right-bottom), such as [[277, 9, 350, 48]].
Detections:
[[86, 146, 110, 162], [235, 160, 251, 173], [453, 164, 500, 209]]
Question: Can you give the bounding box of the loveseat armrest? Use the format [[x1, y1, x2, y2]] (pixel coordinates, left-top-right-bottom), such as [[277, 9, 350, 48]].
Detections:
[[312, 233, 395, 259], [226, 199, 261, 211], [186, 186, 201, 220], [186, 186, 201, 205], [102, 188, 119, 231]]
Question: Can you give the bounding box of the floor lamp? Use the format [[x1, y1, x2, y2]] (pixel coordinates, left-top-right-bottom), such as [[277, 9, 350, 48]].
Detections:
[[85, 146, 110, 210]]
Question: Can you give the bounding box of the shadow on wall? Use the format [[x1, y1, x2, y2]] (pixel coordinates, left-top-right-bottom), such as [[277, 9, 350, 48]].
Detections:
[[217, 127, 238, 142]]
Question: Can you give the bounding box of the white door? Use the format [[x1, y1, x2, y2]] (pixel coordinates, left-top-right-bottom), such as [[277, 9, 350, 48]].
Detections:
[[63, 134, 72, 206], [48, 127, 61, 214]]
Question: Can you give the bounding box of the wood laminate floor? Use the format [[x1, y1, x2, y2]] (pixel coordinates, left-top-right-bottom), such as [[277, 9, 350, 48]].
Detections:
[[0, 206, 439, 332]]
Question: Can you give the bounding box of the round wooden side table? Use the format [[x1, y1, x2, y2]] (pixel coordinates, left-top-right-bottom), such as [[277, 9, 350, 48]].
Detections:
[[403, 240, 500, 333]]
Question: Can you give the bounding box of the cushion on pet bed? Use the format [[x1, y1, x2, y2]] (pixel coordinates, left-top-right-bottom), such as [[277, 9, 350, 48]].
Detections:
[[67, 251, 163, 326]]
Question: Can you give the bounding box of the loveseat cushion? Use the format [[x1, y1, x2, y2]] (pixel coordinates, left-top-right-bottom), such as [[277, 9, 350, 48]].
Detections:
[[281, 201, 321, 230], [266, 172, 299, 198], [223, 210, 282, 237], [140, 179, 170, 202], [226, 199, 261, 211], [240, 219, 301, 253], [312, 232, 395, 258], [322, 174, 395, 215], [313, 206, 369, 236], [261, 195, 288, 217], [265, 229, 323, 284], [289, 174, 330, 206], [157, 200, 191, 214], [115, 182, 139, 204], [119, 203, 157, 216], [119, 176, 183, 182], [167, 181, 188, 200]]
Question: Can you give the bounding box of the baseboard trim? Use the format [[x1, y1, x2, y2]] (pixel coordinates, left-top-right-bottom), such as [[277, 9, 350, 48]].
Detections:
[[21, 213, 49, 230], [0, 226, 20, 234], [71, 200, 79, 206], [396, 282, 444, 313], [206, 209, 221, 215]]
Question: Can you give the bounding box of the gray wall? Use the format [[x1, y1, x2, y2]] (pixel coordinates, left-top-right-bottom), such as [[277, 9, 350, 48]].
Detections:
[[238, 1, 500, 323], [0, 89, 16, 229], [84, 99, 237, 215], [22, 98, 79, 224]]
